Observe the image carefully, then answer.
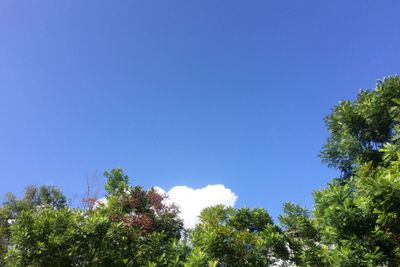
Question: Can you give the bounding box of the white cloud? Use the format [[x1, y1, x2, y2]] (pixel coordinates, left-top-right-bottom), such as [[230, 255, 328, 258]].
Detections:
[[155, 184, 238, 229]]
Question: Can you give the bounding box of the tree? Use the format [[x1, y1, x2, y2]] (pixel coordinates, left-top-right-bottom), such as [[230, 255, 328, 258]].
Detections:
[[321, 76, 400, 177], [6, 208, 80, 267], [310, 76, 400, 266], [309, 147, 400, 267], [189, 205, 294, 266], [279, 203, 325, 266], [3, 169, 186, 266], [0, 185, 67, 265], [104, 168, 129, 196], [2, 185, 66, 215], [284, 76, 400, 266]]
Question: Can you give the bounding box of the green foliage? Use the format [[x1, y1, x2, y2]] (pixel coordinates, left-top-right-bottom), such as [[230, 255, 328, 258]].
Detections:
[[321, 76, 400, 177], [309, 76, 400, 266], [279, 157, 400, 266], [306, 146, 400, 266], [0, 207, 10, 266], [279, 203, 324, 266], [5, 207, 186, 266], [6, 208, 79, 267], [0, 185, 67, 265], [312, 178, 385, 266], [3, 185, 66, 216], [104, 168, 129, 196], [189, 205, 294, 266], [1, 169, 186, 266]]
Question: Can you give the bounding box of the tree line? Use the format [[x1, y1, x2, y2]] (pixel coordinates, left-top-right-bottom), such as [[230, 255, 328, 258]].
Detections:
[[1, 76, 400, 266]]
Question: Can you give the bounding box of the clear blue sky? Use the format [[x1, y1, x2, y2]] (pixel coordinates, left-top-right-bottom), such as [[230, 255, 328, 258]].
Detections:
[[1, 1, 399, 219]]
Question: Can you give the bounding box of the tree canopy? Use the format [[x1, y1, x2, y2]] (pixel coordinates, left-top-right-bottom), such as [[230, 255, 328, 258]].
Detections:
[[321, 76, 400, 177]]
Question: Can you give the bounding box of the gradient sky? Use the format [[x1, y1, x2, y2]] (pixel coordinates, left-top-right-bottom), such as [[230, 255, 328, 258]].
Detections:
[[1, 1, 399, 219]]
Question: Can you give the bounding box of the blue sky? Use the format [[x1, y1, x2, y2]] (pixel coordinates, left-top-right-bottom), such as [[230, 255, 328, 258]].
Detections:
[[1, 1, 399, 220]]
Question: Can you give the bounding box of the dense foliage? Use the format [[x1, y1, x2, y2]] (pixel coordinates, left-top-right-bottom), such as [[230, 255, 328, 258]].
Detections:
[[188, 205, 294, 266], [320, 77, 400, 177], [1, 76, 400, 266], [281, 76, 400, 267]]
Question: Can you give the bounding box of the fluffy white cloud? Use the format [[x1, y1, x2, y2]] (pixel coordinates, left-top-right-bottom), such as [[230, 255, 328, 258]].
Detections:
[[155, 184, 238, 229]]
